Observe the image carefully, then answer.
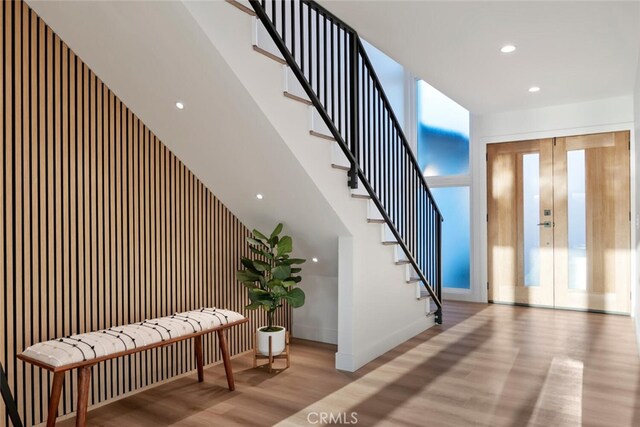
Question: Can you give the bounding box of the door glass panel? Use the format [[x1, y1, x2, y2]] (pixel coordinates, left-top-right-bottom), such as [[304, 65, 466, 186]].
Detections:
[[567, 150, 587, 290], [430, 186, 470, 289], [522, 153, 540, 287]]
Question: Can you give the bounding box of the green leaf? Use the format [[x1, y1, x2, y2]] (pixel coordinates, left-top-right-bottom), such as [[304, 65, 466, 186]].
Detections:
[[250, 247, 273, 259], [237, 270, 261, 283], [281, 280, 296, 288], [270, 223, 283, 239], [284, 288, 305, 308], [266, 279, 283, 288], [268, 235, 279, 247], [277, 236, 293, 256], [259, 300, 274, 309], [271, 285, 287, 298], [290, 276, 302, 283], [272, 264, 291, 280], [241, 257, 259, 274], [245, 301, 262, 310], [252, 260, 270, 272], [249, 290, 273, 303], [252, 229, 269, 241], [247, 237, 264, 247], [290, 268, 302, 274]]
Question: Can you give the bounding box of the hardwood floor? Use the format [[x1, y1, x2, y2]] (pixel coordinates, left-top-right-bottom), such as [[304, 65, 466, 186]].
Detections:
[[56, 302, 640, 426]]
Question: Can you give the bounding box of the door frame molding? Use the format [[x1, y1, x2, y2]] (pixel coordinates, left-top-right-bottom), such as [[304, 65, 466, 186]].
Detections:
[[473, 122, 636, 316]]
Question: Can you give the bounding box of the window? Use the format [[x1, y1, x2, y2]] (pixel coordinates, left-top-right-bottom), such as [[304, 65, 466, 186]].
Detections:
[[417, 80, 469, 177], [431, 187, 470, 289], [417, 80, 471, 290]]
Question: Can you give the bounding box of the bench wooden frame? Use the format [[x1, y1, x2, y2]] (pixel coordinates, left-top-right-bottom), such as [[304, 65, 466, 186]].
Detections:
[[17, 318, 249, 427]]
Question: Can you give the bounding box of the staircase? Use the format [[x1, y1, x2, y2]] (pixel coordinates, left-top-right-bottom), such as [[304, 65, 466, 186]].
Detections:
[[185, 0, 443, 370], [243, 0, 443, 317]]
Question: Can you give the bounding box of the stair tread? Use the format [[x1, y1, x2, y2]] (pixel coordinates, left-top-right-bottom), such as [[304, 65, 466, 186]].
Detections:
[[252, 45, 286, 64], [309, 130, 335, 141], [284, 91, 312, 105], [226, 0, 255, 15]]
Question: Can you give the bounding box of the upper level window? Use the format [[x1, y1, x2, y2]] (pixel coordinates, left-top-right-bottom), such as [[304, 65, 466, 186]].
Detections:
[[417, 80, 469, 177]]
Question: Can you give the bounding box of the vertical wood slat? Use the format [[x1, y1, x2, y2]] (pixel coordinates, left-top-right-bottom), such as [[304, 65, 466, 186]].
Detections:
[[1, 2, 291, 425]]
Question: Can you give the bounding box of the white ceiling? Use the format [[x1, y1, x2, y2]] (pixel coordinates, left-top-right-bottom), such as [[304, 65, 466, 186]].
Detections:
[[321, 0, 640, 114], [27, 0, 348, 276]]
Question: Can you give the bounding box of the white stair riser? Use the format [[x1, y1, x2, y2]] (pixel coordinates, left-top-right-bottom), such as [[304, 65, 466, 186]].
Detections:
[[367, 199, 384, 222], [253, 17, 285, 62], [351, 177, 369, 198], [381, 223, 397, 244], [406, 264, 418, 282], [395, 245, 409, 263], [309, 107, 334, 140], [331, 143, 350, 170], [283, 66, 311, 103]]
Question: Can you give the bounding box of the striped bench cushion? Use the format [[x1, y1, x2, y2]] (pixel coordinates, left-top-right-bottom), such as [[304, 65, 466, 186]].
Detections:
[[21, 308, 245, 368]]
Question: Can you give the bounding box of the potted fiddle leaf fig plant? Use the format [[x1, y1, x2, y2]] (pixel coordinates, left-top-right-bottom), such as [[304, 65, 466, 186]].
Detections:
[[236, 223, 306, 356]]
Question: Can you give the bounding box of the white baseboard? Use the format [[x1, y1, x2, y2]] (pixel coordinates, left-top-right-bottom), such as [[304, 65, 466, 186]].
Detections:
[[335, 315, 435, 372], [293, 324, 338, 345]]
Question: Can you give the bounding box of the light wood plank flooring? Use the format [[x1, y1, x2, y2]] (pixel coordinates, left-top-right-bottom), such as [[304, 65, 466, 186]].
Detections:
[[56, 302, 640, 426]]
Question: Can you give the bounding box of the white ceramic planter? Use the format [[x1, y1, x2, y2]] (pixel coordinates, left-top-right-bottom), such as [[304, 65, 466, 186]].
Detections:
[[257, 326, 286, 356]]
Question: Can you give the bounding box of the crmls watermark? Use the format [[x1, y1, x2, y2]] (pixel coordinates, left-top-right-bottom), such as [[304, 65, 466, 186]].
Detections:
[[306, 411, 359, 425]]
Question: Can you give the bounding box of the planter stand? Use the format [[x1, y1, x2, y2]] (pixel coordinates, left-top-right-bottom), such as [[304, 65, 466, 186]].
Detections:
[[253, 331, 290, 373]]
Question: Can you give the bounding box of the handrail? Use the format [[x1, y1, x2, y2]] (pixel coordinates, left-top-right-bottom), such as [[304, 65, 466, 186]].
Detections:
[[248, 0, 443, 323], [355, 39, 441, 216]]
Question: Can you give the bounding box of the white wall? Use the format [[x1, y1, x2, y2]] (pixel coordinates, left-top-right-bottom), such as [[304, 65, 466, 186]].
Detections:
[[361, 39, 407, 132], [293, 275, 339, 344], [472, 95, 636, 307]]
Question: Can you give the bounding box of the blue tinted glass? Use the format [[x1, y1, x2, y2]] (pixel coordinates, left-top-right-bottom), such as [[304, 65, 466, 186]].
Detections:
[[430, 187, 470, 289], [417, 80, 469, 176]]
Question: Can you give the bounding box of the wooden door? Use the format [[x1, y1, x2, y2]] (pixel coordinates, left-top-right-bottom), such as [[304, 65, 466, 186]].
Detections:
[[487, 139, 555, 306], [553, 132, 630, 313], [487, 132, 631, 314]]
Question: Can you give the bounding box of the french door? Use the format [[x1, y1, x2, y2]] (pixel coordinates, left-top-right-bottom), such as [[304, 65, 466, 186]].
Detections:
[[487, 131, 630, 313]]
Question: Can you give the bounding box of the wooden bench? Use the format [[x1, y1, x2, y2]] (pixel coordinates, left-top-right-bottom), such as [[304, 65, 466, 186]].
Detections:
[[17, 308, 248, 427]]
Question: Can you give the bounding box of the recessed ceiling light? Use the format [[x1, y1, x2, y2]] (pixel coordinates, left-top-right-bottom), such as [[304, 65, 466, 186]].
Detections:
[[256, 193, 263, 200], [528, 86, 541, 93], [175, 101, 184, 110], [500, 44, 516, 53], [312, 257, 318, 263]]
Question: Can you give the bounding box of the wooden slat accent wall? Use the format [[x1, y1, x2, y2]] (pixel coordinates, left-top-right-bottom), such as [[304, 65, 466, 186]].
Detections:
[[0, 2, 290, 425]]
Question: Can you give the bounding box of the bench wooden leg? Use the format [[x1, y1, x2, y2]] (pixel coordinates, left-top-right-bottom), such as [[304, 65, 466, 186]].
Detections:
[[46, 371, 65, 427], [195, 335, 204, 383], [75, 365, 92, 427], [216, 329, 234, 391]]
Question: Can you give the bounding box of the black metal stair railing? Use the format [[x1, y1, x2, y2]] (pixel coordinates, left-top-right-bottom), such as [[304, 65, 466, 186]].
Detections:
[[249, 0, 444, 323]]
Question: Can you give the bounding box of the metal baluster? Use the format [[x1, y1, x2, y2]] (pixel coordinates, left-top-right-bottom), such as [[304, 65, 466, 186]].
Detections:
[[300, 1, 304, 74], [291, 0, 295, 60], [348, 33, 358, 188], [271, 0, 276, 27], [307, 4, 312, 88]]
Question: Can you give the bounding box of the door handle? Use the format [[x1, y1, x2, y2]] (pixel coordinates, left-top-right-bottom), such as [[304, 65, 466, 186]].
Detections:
[[536, 221, 552, 227]]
